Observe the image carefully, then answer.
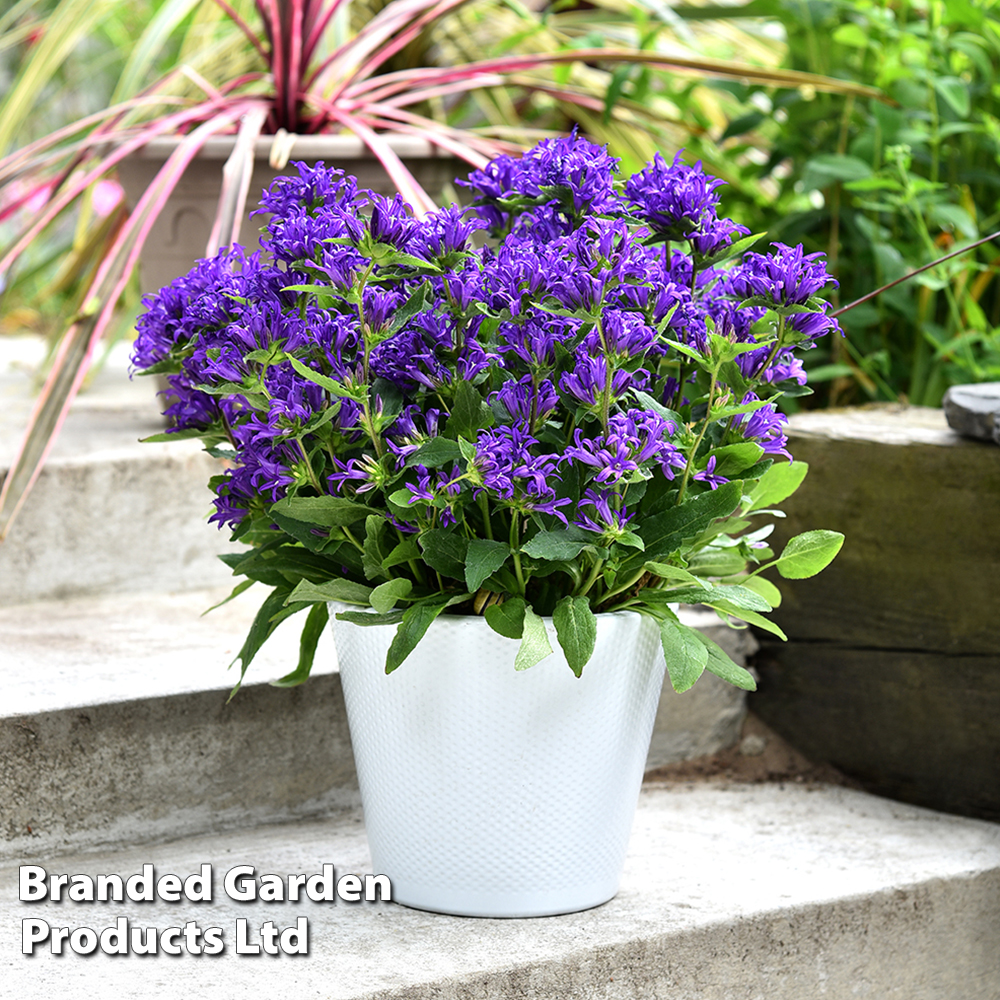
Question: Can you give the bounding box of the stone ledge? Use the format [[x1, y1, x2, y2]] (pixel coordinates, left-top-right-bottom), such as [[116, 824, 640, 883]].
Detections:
[[0, 589, 751, 860], [0, 337, 240, 603], [1, 784, 997, 999]]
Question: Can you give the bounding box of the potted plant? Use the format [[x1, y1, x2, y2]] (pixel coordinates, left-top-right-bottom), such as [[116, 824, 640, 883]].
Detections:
[[0, 0, 882, 541], [129, 135, 843, 916]]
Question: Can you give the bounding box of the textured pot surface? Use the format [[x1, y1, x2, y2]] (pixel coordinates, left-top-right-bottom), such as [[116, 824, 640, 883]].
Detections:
[[333, 609, 665, 918], [117, 135, 466, 294]]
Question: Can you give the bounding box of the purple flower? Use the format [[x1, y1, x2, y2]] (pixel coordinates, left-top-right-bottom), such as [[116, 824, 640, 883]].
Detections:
[[574, 487, 636, 536], [565, 409, 675, 485], [727, 243, 838, 308], [693, 455, 729, 490], [625, 151, 725, 242]]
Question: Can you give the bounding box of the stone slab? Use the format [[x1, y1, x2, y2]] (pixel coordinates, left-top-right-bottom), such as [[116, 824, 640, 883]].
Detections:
[[0, 589, 752, 859], [1, 784, 998, 999], [0, 337, 241, 602], [943, 381, 1000, 441]]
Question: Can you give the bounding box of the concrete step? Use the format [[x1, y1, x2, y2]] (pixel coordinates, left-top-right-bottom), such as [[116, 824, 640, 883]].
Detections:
[[0, 336, 240, 603], [1, 588, 752, 861], [2, 783, 998, 999]]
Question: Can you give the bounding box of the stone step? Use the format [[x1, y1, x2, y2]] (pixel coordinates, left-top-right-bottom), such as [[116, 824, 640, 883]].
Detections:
[[2, 783, 997, 999], [0, 337, 241, 603], [0, 588, 751, 861]]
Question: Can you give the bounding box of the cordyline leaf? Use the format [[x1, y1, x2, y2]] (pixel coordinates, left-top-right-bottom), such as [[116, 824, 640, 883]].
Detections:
[[0, 0, 115, 156], [311, 96, 437, 215], [206, 104, 268, 255], [349, 49, 886, 105], [0, 109, 251, 541]]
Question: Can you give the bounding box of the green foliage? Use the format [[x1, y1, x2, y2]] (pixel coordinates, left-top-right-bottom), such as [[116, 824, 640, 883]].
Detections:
[[690, 0, 1000, 405]]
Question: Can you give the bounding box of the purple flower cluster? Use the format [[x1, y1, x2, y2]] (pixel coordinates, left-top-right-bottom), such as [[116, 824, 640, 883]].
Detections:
[[625, 151, 749, 257], [132, 134, 839, 545]]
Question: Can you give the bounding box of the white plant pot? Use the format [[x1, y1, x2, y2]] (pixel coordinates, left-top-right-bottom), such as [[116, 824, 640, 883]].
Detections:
[[332, 608, 665, 918]]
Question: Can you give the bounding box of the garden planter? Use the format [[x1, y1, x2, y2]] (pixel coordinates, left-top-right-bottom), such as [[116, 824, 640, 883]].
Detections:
[[117, 134, 466, 295], [332, 608, 665, 918]]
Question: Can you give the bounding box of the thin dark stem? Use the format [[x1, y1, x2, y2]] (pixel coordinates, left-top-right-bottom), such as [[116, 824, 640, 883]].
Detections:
[[831, 230, 1000, 319]]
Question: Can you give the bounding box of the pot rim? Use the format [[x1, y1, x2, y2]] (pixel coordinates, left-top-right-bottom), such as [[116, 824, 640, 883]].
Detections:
[[122, 134, 454, 162]]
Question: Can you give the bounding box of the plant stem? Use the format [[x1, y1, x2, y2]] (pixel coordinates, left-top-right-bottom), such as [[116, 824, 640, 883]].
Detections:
[[676, 368, 718, 504], [509, 513, 526, 594]]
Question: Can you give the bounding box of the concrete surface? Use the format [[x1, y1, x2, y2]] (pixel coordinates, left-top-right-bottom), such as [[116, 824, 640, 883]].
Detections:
[[1, 590, 751, 860], [2, 784, 998, 999], [0, 337, 240, 602]]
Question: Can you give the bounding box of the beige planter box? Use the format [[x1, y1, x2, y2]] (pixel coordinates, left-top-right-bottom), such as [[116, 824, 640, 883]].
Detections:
[[117, 134, 467, 295]]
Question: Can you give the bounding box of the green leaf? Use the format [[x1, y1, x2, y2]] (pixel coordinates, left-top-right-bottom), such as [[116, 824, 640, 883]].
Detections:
[[802, 153, 873, 191], [774, 530, 845, 579], [705, 442, 765, 478], [708, 601, 787, 640], [484, 596, 527, 639], [383, 536, 421, 570], [709, 397, 773, 422], [387, 283, 431, 335], [660, 620, 709, 693], [386, 596, 454, 673], [362, 515, 390, 581], [644, 562, 711, 589], [335, 609, 405, 627], [465, 538, 511, 593], [286, 355, 358, 398], [418, 528, 469, 580], [139, 427, 208, 443], [703, 583, 771, 612], [686, 548, 748, 578], [272, 602, 328, 687], [521, 530, 589, 561], [932, 76, 970, 118], [407, 436, 464, 469], [202, 578, 255, 615], [832, 22, 871, 47], [369, 577, 413, 614], [445, 381, 493, 439], [231, 586, 292, 694], [631, 390, 685, 428], [748, 461, 809, 510], [693, 632, 757, 691], [286, 578, 373, 605], [515, 605, 554, 671], [737, 574, 783, 608], [552, 596, 597, 677], [634, 480, 743, 564], [272, 495, 376, 527]]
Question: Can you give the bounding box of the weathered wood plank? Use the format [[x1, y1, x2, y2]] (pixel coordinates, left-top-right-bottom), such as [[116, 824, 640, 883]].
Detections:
[[766, 406, 1000, 655], [753, 643, 1000, 821], [752, 405, 1000, 820]]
